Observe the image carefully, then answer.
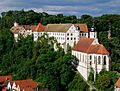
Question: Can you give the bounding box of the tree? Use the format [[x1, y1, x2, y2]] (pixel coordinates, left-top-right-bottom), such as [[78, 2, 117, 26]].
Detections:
[[68, 73, 89, 91], [95, 71, 119, 91]]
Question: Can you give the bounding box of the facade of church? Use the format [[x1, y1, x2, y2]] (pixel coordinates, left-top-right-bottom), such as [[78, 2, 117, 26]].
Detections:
[[72, 28, 110, 80]]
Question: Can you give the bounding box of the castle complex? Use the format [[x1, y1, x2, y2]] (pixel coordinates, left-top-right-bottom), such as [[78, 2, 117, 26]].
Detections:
[[11, 22, 110, 80]]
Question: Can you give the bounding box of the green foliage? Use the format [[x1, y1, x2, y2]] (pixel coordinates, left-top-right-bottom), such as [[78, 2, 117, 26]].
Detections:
[[0, 30, 78, 91], [68, 73, 89, 91], [88, 68, 94, 81], [95, 71, 119, 91]]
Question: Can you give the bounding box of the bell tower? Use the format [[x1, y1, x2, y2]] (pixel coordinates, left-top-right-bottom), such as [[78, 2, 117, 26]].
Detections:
[[89, 25, 97, 39]]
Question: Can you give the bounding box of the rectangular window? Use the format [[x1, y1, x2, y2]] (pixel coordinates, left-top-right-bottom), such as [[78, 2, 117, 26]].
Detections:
[[67, 38, 69, 40]]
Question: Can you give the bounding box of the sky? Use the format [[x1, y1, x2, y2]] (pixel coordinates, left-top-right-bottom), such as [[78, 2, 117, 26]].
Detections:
[[0, 0, 120, 17]]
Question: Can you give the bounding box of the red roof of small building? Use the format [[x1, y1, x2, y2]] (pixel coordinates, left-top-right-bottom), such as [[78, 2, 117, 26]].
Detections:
[[73, 38, 109, 54], [31, 25, 37, 32], [13, 79, 38, 91], [115, 78, 120, 88], [0, 75, 12, 83], [34, 23, 45, 32]]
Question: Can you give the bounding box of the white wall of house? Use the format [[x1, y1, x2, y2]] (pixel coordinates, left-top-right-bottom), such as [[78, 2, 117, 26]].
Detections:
[[33, 25, 80, 50], [33, 32, 39, 41], [14, 34, 18, 42], [72, 51, 89, 80], [12, 82, 20, 91], [46, 32, 66, 44], [114, 87, 120, 91], [26, 30, 32, 35], [7, 82, 12, 90], [66, 25, 80, 47]]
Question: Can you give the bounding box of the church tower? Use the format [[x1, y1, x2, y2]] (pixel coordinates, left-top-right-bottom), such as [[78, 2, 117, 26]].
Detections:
[[89, 26, 97, 39]]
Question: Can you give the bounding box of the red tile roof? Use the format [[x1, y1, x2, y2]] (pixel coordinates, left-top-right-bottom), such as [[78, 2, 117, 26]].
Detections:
[[31, 25, 37, 32], [115, 78, 120, 88], [74, 24, 88, 32], [13, 79, 38, 91], [0, 75, 12, 83], [73, 38, 95, 52], [87, 44, 109, 54], [21, 25, 31, 30], [73, 38, 109, 54], [34, 23, 45, 32]]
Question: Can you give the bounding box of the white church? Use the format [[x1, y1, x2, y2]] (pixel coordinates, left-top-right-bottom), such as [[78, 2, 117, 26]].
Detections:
[[72, 27, 110, 80]]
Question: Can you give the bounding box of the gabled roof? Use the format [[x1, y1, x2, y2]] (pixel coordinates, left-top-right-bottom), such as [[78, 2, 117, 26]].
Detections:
[[0, 75, 12, 83], [31, 25, 37, 32], [73, 38, 95, 52], [87, 44, 109, 54], [13, 79, 38, 91], [96, 44, 109, 54], [115, 78, 120, 88], [21, 25, 31, 30], [72, 38, 109, 54], [74, 24, 88, 32], [10, 26, 24, 34], [44, 24, 72, 32], [34, 23, 45, 32], [10, 24, 36, 34]]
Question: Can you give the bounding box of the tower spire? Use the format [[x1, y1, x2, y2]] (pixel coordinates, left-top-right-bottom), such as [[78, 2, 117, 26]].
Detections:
[[108, 22, 111, 40], [89, 21, 97, 39]]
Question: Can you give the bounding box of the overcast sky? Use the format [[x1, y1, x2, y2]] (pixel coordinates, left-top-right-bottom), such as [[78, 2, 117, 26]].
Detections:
[[0, 0, 120, 17]]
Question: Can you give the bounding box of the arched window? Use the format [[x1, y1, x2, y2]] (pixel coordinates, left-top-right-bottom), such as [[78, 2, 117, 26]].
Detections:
[[103, 56, 106, 65], [90, 55, 92, 60], [82, 33, 84, 36], [79, 54, 81, 62], [90, 61, 92, 65], [94, 56, 97, 64], [98, 56, 101, 65]]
